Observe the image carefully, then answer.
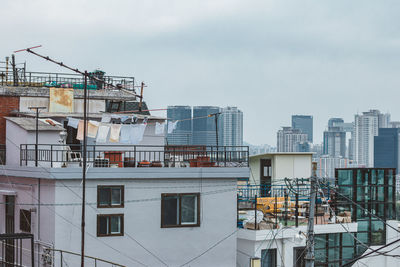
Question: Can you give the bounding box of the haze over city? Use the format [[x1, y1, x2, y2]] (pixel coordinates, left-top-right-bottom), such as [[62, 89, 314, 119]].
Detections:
[[2, 0, 400, 144]]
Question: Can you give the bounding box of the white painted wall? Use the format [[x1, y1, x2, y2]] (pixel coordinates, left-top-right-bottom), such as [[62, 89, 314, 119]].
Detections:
[[274, 155, 311, 180], [53, 177, 237, 267], [6, 120, 63, 166]]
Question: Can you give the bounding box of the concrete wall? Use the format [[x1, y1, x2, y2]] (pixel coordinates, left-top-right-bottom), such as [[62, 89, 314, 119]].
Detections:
[[249, 154, 312, 184], [0, 176, 55, 267], [274, 154, 311, 180], [53, 178, 237, 267], [19, 96, 105, 113], [6, 120, 62, 166]]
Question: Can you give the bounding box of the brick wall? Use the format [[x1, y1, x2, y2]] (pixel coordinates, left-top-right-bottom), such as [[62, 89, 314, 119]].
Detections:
[[0, 96, 19, 144]]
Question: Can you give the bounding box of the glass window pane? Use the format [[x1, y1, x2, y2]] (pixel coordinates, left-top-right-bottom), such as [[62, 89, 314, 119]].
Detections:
[[99, 188, 111, 206], [162, 196, 179, 226], [377, 170, 384, 185], [315, 236, 326, 249], [371, 170, 376, 184], [356, 232, 368, 244], [328, 247, 339, 260], [110, 216, 121, 234], [342, 233, 354, 246], [181, 195, 197, 224], [111, 188, 121, 205], [261, 249, 276, 267], [328, 234, 339, 247], [99, 216, 108, 235], [338, 170, 352, 185]]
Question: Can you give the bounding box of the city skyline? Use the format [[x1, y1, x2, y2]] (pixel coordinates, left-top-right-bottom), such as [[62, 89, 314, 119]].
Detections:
[[2, 1, 400, 145]]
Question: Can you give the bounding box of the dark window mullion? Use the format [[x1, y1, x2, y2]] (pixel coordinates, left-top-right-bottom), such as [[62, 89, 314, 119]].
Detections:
[[178, 195, 182, 226]]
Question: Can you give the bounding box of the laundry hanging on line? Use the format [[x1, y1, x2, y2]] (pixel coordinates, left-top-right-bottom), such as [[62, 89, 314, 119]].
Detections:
[[87, 121, 100, 138], [168, 121, 178, 134], [67, 117, 80, 129], [155, 122, 165, 135], [96, 124, 110, 143], [109, 124, 121, 142]]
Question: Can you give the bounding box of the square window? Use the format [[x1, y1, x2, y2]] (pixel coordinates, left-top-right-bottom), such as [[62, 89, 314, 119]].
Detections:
[[97, 186, 124, 208], [161, 193, 200, 227], [97, 214, 123, 236]]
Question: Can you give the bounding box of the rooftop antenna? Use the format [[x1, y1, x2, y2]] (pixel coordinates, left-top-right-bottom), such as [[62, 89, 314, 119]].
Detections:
[[14, 45, 145, 267]]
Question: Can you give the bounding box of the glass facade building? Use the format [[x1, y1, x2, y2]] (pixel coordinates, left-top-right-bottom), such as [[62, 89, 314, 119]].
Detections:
[[167, 106, 193, 145], [374, 128, 400, 174], [192, 106, 220, 146], [314, 168, 396, 266], [292, 115, 313, 143]]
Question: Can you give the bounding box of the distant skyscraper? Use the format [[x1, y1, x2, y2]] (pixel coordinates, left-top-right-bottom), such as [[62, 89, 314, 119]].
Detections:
[[166, 106, 192, 145], [353, 109, 390, 167], [192, 106, 220, 146], [374, 128, 400, 174], [219, 107, 243, 147], [292, 115, 313, 142], [328, 118, 344, 128], [316, 156, 349, 179], [277, 127, 308, 152], [323, 126, 346, 157]]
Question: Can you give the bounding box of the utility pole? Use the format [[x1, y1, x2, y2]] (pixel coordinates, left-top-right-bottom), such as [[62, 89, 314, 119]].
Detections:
[[208, 112, 221, 161], [81, 71, 88, 267], [305, 162, 317, 267], [28, 107, 46, 167]]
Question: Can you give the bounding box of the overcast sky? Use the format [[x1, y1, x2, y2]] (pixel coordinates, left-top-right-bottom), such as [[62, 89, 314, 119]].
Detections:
[[2, 0, 400, 145]]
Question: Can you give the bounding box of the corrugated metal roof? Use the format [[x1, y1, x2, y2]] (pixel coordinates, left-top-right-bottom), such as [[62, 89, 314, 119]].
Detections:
[[5, 117, 65, 131]]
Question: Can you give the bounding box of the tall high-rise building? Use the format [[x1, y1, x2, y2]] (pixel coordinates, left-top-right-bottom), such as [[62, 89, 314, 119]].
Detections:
[[374, 128, 400, 173], [218, 107, 243, 147], [192, 106, 220, 146], [166, 106, 192, 145], [323, 126, 346, 157], [328, 118, 344, 128], [292, 115, 313, 142], [353, 109, 390, 167], [277, 127, 308, 152]]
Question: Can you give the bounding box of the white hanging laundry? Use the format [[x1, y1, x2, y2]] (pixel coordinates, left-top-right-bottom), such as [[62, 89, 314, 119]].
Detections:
[[155, 122, 165, 135], [109, 124, 121, 142], [87, 121, 100, 138], [101, 114, 111, 123], [130, 124, 147, 144], [168, 121, 178, 134], [96, 124, 110, 143], [120, 125, 131, 143], [67, 117, 80, 129]]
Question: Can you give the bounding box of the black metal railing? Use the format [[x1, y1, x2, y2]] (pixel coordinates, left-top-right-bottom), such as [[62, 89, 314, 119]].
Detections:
[[20, 144, 249, 168], [0, 69, 135, 91], [0, 144, 5, 165]]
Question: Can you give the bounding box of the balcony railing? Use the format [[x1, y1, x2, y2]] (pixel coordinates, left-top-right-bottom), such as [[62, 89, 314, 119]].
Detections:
[[0, 69, 135, 91], [20, 144, 249, 168]]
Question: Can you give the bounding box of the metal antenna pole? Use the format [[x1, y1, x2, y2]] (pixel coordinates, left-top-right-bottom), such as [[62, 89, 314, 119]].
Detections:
[[81, 71, 88, 267], [305, 162, 317, 267], [28, 107, 46, 167]]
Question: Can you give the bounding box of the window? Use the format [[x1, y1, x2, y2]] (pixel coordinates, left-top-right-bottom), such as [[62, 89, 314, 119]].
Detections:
[[20, 209, 31, 232], [97, 214, 124, 236], [261, 248, 276, 267], [161, 193, 200, 228], [97, 186, 124, 208], [293, 247, 306, 267]]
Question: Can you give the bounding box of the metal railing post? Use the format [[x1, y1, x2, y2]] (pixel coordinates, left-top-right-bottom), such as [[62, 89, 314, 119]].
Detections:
[[60, 251, 63, 267], [50, 145, 53, 168], [254, 194, 257, 230]]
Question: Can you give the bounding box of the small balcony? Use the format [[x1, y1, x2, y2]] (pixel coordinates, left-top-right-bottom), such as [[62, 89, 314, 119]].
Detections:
[[19, 144, 249, 168]]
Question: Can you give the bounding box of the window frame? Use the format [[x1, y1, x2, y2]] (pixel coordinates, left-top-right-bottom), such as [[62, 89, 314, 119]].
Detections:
[[96, 214, 124, 237], [161, 193, 200, 228], [97, 185, 124, 208]]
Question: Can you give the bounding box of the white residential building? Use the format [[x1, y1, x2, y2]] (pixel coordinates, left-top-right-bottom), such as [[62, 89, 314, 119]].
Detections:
[[219, 106, 243, 147]]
